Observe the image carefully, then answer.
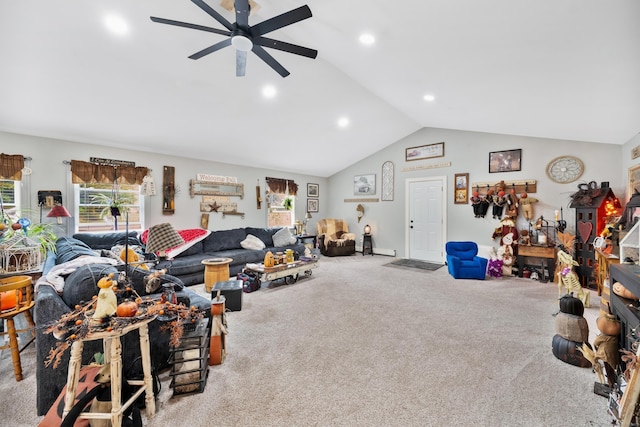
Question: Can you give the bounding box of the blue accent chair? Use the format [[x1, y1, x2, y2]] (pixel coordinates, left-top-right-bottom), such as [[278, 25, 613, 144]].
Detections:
[[445, 241, 488, 280]]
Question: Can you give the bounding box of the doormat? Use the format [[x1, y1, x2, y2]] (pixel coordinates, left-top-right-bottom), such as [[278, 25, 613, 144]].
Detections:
[[384, 259, 444, 272]]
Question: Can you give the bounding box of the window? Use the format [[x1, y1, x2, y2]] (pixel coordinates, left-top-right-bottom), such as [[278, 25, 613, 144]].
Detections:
[[267, 193, 295, 228], [0, 180, 20, 218], [74, 183, 144, 233]]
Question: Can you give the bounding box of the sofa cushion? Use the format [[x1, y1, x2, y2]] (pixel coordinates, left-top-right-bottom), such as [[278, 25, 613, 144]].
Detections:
[[241, 234, 266, 250], [204, 228, 247, 252], [55, 237, 97, 265], [62, 263, 119, 308], [73, 232, 141, 250], [273, 227, 297, 247], [245, 227, 277, 247]]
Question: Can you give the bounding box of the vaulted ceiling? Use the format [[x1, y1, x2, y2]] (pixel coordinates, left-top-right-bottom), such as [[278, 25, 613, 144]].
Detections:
[[1, 1, 638, 177]]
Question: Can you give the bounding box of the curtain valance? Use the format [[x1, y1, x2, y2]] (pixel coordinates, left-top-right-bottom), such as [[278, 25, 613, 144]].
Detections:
[[0, 153, 25, 180], [70, 160, 148, 185], [265, 177, 298, 196]]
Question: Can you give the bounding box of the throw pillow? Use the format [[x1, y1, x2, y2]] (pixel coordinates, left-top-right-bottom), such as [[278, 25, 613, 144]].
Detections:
[[240, 234, 266, 250], [272, 227, 297, 247], [62, 264, 119, 308]]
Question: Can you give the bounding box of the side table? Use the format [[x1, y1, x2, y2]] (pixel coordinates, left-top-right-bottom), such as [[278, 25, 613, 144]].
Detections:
[[362, 234, 373, 256], [202, 257, 233, 293], [62, 317, 156, 427], [296, 234, 317, 248]]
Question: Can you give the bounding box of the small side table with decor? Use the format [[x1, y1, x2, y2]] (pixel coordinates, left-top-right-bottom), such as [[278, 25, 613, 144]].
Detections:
[[202, 257, 233, 293], [62, 317, 156, 426], [362, 234, 373, 256]]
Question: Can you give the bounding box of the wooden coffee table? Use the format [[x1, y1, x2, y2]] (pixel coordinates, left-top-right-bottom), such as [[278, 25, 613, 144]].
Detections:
[[244, 259, 318, 285]]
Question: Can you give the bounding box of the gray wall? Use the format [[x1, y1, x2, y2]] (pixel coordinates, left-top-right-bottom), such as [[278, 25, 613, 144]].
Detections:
[[0, 131, 328, 234], [327, 127, 627, 258], [3, 128, 637, 260]]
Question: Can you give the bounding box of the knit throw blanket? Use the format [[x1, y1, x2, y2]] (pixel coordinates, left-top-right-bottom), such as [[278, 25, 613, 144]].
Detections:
[[317, 219, 355, 249]]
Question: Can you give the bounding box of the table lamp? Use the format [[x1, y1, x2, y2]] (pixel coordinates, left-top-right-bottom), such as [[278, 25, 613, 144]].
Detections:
[[145, 223, 184, 259], [364, 224, 371, 235], [47, 204, 71, 224]]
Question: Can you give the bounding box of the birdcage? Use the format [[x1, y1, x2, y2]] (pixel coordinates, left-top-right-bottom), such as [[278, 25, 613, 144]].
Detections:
[[0, 235, 42, 274]]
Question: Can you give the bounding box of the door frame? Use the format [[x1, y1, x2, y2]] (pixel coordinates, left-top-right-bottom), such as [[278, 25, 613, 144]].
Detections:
[[404, 176, 447, 262]]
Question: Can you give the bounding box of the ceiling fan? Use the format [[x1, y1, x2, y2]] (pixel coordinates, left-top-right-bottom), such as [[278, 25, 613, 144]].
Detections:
[[150, 0, 318, 77]]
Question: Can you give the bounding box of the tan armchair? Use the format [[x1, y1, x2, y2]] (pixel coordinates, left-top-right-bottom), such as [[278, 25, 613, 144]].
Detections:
[[316, 219, 357, 257]]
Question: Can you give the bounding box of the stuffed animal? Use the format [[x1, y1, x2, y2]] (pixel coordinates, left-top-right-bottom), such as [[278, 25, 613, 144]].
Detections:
[[144, 268, 168, 294], [487, 247, 503, 278], [519, 192, 539, 221], [505, 188, 519, 217], [557, 249, 590, 307], [93, 273, 118, 321], [120, 247, 149, 270], [496, 232, 515, 276]]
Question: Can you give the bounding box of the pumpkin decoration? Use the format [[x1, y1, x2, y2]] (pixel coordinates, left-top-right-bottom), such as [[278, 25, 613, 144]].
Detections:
[[596, 312, 621, 336], [554, 312, 589, 343], [612, 281, 638, 300], [552, 334, 592, 368], [116, 299, 138, 318], [264, 251, 275, 268], [0, 289, 20, 311], [559, 293, 584, 316]]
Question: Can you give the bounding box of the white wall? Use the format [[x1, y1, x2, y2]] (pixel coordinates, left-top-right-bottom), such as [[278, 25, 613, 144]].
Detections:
[[327, 127, 625, 257], [0, 131, 327, 234]]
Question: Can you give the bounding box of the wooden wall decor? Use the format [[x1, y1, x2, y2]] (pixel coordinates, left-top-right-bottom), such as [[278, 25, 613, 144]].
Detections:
[[256, 179, 262, 209], [201, 213, 209, 229], [163, 166, 175, 215]]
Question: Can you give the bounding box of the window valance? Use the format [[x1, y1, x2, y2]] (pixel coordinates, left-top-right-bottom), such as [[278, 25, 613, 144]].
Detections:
[[266, 177, 298, 196], [70, 160, 148, 185], [0, 153, 25, 180]]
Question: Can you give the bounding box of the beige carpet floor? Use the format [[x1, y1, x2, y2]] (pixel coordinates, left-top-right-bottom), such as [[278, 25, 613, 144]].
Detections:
[[1, 255, 617, 426]]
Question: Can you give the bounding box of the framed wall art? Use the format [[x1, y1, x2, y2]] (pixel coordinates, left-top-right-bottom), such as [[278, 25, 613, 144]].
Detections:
[[454, 173, 469, 204], [354, 174, 376, 195], [307, 183, 319, 197], [628, 164, 640, 199], [307, 198, 319, 213], [489, 149, 521, 173], [405, 142, 445, 162]]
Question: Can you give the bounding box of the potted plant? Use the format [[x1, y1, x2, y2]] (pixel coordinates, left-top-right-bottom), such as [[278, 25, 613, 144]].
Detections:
[[283, 197, 293, 210], [90, 191, 134, 230]]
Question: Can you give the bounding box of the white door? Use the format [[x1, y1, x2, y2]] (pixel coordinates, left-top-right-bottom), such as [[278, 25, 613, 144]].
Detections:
[[406, 177, 446, 262]]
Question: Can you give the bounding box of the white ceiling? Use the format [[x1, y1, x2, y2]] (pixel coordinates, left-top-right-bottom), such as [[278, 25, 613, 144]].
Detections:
[[1, 1, 639, 177]]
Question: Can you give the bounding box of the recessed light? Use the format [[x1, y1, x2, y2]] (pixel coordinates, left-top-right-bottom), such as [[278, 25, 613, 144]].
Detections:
[[262, 85, 277, 98], [337, 117, 350, 128], [104, 14, 129, 36], [359, 33, 376, 45], [423, 94, 436, 102]]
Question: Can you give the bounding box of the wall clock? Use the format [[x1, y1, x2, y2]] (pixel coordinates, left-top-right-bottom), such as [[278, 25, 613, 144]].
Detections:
[[546, 156, 584, 184]]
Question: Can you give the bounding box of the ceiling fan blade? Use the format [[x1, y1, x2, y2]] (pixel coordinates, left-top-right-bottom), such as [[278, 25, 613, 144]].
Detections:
[[189, 38, 232, 59], [253, 37, 317, 59], [191, 0, 234, 31], [252, 45, 290, 77], [150, 16, 231, 37], [235, 0, 250, 28], [251, 5, 312, 37], [236, 50, 247, 77]]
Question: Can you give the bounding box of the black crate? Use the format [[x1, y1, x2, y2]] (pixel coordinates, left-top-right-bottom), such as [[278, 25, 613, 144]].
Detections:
[[211, 280, 243, 311]]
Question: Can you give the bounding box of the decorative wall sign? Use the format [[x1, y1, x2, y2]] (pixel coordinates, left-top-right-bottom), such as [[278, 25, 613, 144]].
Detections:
[[382, 161, 394, 201], [632, 145, 640, 160], [401, 162, 451, 172], [628, 164, 640, 199], [201, 213, 209, 229], [405, 142, 445, 162], [343, 198, 379, 203], [354, 174, 376, 195], [163, 166, 175, 215]]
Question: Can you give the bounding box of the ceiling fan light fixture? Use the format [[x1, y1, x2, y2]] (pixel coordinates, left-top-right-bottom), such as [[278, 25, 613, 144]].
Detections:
[[231, 35, 253, 52]]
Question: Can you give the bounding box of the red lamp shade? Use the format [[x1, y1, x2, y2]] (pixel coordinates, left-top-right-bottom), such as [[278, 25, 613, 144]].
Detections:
[[47, 205, 71, 224]]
